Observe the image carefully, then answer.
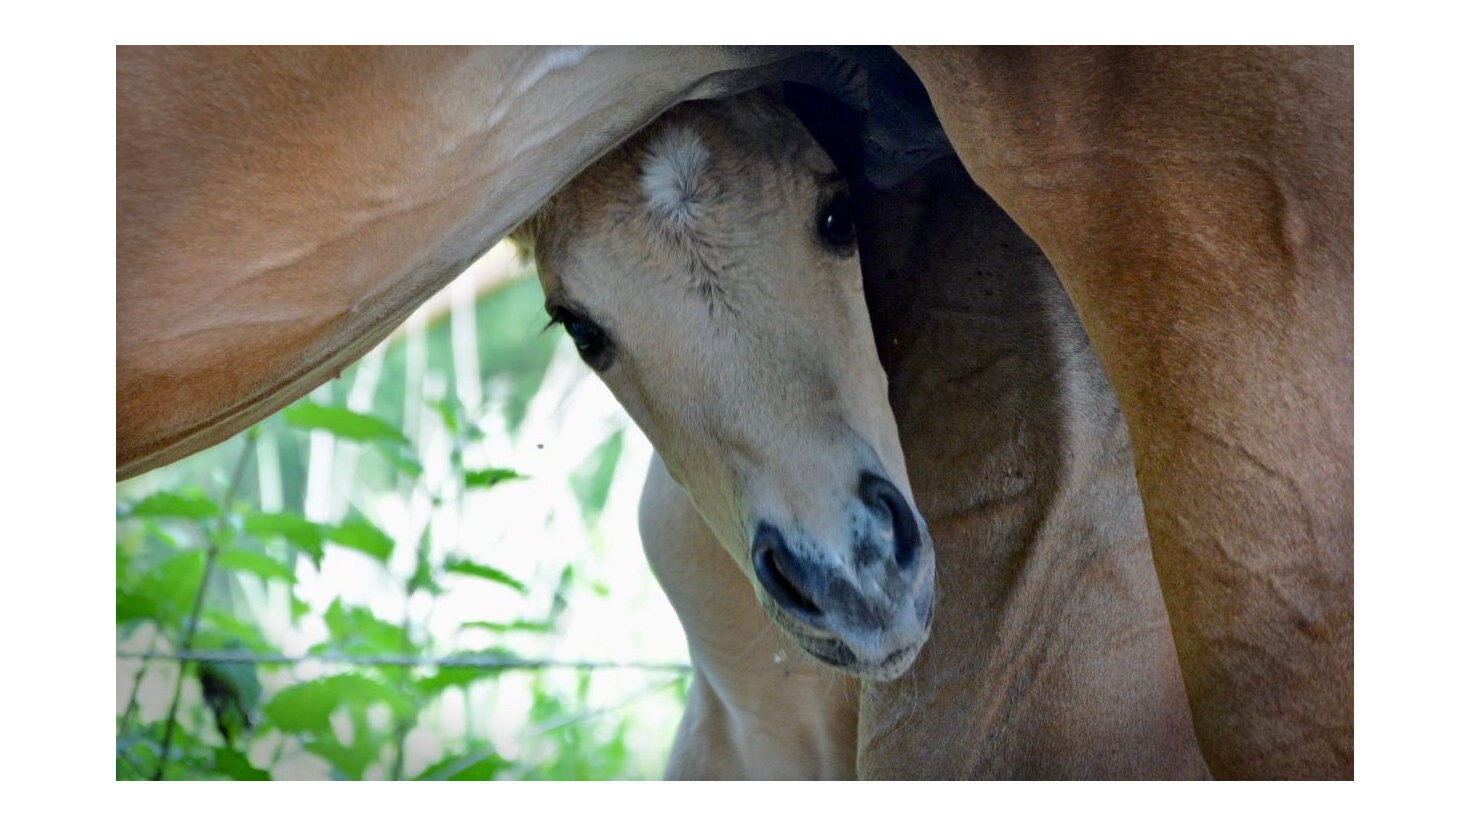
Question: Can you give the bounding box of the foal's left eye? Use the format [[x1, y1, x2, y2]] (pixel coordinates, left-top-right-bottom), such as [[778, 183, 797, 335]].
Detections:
[[549, 307, 614, 371], [817, 192, 857, 251]]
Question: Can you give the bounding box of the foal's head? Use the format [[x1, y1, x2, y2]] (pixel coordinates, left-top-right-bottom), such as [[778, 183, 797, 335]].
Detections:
[[519, 91, 934, 680]]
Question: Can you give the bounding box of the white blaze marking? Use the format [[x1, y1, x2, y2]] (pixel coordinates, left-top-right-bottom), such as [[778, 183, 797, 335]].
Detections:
[[640, 126, 709, 224]]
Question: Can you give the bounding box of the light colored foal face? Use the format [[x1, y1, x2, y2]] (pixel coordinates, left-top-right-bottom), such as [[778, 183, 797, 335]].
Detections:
[[528, 92, 933, 679]]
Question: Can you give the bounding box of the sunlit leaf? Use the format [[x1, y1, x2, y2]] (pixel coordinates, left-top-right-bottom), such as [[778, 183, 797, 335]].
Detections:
[[327, 516, 394, 563], [317, 598, 406, 656], [443, 557, 526, 593], [414, 647, 521, 695], [414, 749, 510, 781], [283, 402, 411, 446], [216, 549, 297, 584], [301, 733, 375, 781], [570, 430, 624, 525], [243, 512, 325, 568], [198, 610, 274, 653], [460, 620, 552, 634], [117, 542, 135, 584], [430, 397, 461, 436], [386, 452, 424, 481], [407, 549, 443, 597], [261, 673, 414, 735], [121, 550, 205, 626], [548, 563, 575, 625], [212, 747, 270, 781], [126, 490, 220, 521], [463, 467, 525, 488]]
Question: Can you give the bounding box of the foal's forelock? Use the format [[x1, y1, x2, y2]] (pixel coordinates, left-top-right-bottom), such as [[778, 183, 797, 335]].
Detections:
[[641, 126, 712, 225], [637, 124, 733, 309]]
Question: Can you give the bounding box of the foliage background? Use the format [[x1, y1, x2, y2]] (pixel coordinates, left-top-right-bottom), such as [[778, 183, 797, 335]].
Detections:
[[115, 245, 692, 780]]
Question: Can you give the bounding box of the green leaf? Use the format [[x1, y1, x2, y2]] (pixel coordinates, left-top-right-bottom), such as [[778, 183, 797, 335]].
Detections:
[[283, 402, 410, 446], [119, 550, 205, 626], [407, 550, 442, 597], [212, 747, 270, 781], [414, 749, 510, 781], [216, 549, 297, 584], [116, 585, 158, 627], [116, 542, 135, 584], [261, 673, 414, 735], [301, 733, 375, 781], [569, 430, 624, 524], [198, 610, 273, 653], [317, 599, 406, 656], [413, 647, 520, 695], [463, 467, 524, 488], [443, 557, 526, 593], [387, 452, 424, 481], [430, 398, 462, 436], [326, 516, 394, 563], [198, 649, 262, 748], [460, 619, 553, 634], [125, 490, 219, 521], [243, 512, 325, 567]]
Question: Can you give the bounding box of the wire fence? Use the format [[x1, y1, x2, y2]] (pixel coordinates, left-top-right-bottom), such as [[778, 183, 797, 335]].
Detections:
[[117, 649, 692, 673]]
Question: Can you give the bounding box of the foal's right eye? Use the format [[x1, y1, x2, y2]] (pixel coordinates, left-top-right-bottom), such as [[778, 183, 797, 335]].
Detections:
[[817, 192, 857, 252], [549, 307, 614, 371]]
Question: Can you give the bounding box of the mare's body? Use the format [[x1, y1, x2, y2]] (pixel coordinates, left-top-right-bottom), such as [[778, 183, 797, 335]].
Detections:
[[895, 47, 1353, 778]]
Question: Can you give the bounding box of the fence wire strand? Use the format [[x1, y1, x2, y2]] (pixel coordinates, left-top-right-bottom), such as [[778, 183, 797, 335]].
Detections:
[[116, 648, 692, 673]]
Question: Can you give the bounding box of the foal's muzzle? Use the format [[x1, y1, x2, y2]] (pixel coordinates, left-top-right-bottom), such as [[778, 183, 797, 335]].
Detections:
[[751, 473, 934, 680]]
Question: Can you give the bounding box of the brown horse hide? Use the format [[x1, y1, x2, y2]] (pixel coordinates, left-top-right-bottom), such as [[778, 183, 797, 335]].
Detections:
[[893, 47, 1353, 779], [850, 156, 1207, 778]]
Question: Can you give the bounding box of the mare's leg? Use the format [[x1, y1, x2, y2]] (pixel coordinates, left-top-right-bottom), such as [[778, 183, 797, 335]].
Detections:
[[638, 456, 858, 780], [895, 47, 1353, 778], [856, 157, 1207, 779]]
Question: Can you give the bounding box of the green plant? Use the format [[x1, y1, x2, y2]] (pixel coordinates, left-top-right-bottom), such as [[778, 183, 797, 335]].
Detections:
[[116, 268, 689, 781]]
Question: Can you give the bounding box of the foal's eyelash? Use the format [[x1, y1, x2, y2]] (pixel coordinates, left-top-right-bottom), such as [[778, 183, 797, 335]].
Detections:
[[543, 305, 572, 333]]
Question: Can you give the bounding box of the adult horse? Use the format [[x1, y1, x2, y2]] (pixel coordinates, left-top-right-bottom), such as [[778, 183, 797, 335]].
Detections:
[[117, 46, 1352, 778]]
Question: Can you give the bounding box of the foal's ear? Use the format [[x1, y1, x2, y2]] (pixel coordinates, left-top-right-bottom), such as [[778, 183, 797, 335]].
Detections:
[[507, 201, 554, 264]]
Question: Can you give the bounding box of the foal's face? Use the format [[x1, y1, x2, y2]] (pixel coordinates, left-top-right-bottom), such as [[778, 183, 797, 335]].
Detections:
[[529, 93, 933, 680]]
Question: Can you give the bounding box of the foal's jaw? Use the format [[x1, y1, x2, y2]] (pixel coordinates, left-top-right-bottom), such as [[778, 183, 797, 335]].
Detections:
[[748, 472, 935, 681]]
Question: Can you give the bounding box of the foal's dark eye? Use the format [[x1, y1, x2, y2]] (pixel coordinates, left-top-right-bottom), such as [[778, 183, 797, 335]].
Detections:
[[549, 307, 614, 371], [817, 192, 857, 251]]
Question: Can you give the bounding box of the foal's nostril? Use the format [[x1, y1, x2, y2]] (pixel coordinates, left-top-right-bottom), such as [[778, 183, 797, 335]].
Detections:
[[752, 523, 824, 620], [858, 473, 922, 570]]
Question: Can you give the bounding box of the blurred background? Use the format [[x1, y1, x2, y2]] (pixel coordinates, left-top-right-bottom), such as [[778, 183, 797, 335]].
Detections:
[[115, 241, 693, 780]]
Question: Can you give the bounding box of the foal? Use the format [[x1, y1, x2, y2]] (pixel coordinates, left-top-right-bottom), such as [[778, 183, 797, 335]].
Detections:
[[525, 91, 1205, 778], [515, 92, 934, 687], [637, 137, 1208, 777]]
